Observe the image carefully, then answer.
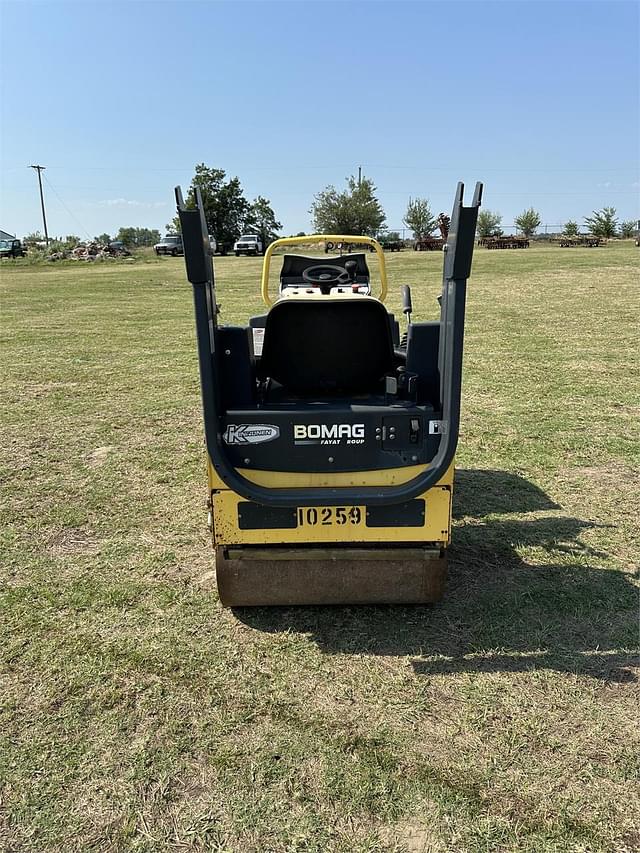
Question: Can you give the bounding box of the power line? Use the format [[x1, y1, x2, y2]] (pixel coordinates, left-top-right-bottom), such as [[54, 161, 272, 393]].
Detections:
[[5, 163, 636, 174], [42, 173, 92, 240], [29, 165, 49, 244]]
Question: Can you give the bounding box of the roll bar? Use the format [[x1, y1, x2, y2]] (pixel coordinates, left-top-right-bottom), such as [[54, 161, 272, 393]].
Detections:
[[176, 181, 482, 507], [261, 234, 388, 306]]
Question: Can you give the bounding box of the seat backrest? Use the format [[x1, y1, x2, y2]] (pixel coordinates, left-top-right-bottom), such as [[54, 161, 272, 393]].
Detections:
[[260, 297, 394, 394]]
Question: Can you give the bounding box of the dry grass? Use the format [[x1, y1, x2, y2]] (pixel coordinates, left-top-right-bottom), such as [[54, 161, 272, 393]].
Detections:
[[1, 242, 639, 852]]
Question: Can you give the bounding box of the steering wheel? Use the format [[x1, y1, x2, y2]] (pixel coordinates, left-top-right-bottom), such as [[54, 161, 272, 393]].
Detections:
[[302, 264, 352, 292]]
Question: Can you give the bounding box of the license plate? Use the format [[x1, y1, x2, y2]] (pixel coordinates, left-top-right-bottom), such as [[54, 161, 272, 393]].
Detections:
[[297, 506, 363, 527]]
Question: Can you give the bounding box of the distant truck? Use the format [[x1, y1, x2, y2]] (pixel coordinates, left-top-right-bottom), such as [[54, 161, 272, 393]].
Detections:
[[378, 236, 404, 252], [154, 234, 183, 256], [0, 238, 27, 259], [233, 234, 264, 256], [208, 235, 232, 255]]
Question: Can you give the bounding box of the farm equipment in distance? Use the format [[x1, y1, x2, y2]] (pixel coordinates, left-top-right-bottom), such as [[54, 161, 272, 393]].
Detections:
[[413, 213, 451, 252], [477, 236, 530, 249], [554, 236, 604, 248], [176, 180, 482, 606], [414, 236, 445, 251], [325, 239, 375, 254], [378, 235, 404, 252], [328, 236, 405, 253]]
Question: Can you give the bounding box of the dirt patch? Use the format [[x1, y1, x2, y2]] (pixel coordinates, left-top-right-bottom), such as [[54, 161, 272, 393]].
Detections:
[[196, 569, 216, 587], [86, 446, 116, 467], [566, 463, 639, 485], [382, 817, 444, 853], [46, 527, 99, 556], [620, 831, 640, 852], [20, 381, 78, 399]]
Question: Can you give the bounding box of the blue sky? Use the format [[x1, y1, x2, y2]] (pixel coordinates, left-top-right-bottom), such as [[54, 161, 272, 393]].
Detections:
[[1, 0, 638, 239]]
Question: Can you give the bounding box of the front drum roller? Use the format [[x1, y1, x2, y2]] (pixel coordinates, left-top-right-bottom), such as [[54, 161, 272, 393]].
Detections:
[[215, 545, 448, 606]]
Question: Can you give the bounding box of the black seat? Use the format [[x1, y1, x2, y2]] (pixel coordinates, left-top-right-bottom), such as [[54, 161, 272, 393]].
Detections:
[[279, 253, 370, 289], [259, 298, 394, 395]]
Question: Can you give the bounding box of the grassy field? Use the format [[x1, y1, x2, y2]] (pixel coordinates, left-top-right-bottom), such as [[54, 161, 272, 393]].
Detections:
[[1, 242, 639, 852]]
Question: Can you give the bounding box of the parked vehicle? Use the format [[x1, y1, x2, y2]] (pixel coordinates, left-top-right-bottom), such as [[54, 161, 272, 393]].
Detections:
[[234, 234, 264, 256], [378, 236, 404, 252], [108, 240, 130, 254], [325, 240, 375, 254], [154, 235, 183, 256], [0, 239, 27, 259]]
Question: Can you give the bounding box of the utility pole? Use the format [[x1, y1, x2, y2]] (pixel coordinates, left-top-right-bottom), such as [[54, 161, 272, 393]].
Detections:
[[358, 165, 362, 187], [29, 165, 49, 244]]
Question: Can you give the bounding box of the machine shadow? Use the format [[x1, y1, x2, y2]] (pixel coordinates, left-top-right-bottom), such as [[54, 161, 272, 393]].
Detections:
[[452, 468, 560, 518], [234, 469, 638, 683]]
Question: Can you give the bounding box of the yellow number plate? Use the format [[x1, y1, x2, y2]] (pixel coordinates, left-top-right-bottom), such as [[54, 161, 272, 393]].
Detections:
[[297, 506, 364, 527]]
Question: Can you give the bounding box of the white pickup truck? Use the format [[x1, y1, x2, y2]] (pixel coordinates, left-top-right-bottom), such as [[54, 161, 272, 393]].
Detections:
[[233, 234, 264, 256], [154, 235, 183, 256]]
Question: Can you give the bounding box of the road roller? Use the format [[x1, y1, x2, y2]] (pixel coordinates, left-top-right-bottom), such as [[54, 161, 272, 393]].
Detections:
[[175, 181, 482, 605]]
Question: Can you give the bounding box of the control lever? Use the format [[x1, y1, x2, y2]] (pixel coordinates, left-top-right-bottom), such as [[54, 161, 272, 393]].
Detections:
[[400, 285, 413, 348], [402, 285, 412, 321], [345, 259, 358, 291]]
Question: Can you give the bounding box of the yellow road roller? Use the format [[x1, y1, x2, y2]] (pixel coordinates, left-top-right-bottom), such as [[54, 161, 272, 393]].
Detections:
[[175, 181, 482, 605]]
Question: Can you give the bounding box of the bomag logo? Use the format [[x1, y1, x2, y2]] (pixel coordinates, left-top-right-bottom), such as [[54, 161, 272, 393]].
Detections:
[[293, 424, 365, 446]]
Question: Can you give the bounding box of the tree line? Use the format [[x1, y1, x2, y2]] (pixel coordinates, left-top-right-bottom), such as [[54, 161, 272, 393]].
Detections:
[[35, 166, 633, 248], [309, 175, 635, 240], [474, 206, 635, 239]]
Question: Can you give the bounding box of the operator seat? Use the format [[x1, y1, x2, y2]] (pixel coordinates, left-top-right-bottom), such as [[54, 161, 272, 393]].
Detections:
[[259, 297, 394, 395]]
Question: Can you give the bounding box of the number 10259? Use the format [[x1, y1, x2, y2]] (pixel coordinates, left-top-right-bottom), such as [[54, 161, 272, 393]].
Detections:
[[297, 506, 363, 526]]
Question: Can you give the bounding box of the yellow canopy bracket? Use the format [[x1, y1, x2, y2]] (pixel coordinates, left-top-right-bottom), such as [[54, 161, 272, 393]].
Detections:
[[260, 234, 388, 307]]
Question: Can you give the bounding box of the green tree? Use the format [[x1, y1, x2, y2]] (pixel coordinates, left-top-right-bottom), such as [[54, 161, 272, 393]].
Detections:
[[116, 227, 139, 246], [244, 195, 282, 243], [96, 232, 111, 244], [116, 227, 160, 247], [402, 198, 437, 238], [51, 236, 80, 250], [476, 210, 503, 239], [172, 163, 251, 249], [139, 228, 160, 246], [584, 207, 618, 238], [23, 231, 45, 245], [620, 220, 636, 239], [562, 220, 579, 237], [514, 207, 542, 237], [310, 175, 386, 236]]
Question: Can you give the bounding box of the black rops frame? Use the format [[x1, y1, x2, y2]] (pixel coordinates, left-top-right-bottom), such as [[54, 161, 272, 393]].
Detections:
[[175, 181, 483, 507]]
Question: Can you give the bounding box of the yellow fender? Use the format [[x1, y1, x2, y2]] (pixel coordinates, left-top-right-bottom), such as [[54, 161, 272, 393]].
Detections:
[[261, 234, 388, 307]]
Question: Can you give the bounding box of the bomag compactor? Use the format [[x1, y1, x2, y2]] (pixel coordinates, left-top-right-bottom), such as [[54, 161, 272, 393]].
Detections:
[[176, 181, 482, 606]]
